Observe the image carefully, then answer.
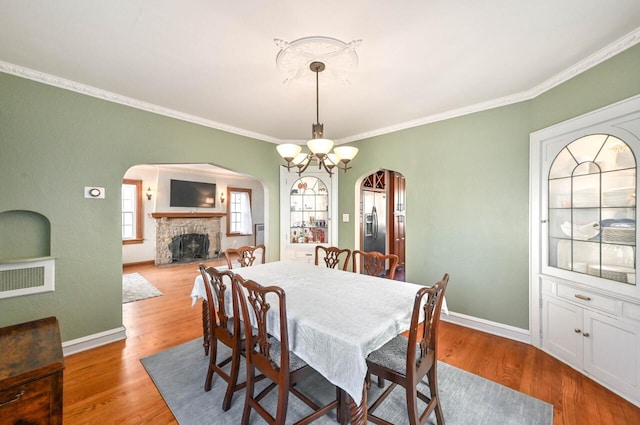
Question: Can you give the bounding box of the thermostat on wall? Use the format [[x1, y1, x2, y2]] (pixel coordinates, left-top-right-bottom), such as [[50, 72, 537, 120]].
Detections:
[[84, 187, 105, 199]]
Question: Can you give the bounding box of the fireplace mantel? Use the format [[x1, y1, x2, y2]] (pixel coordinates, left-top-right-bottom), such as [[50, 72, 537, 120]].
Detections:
[[150, 212, 226, 219]]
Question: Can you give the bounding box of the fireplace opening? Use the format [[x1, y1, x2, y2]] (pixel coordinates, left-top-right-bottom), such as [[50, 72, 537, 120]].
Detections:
[[169, 233, 210, 263]]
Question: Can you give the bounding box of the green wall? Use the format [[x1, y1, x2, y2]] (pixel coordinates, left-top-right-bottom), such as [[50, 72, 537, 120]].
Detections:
[[337, 103, 531, 326], [0, 73, 281, 341], [1, 43, 640, 340], [338, 42, 640, 328]]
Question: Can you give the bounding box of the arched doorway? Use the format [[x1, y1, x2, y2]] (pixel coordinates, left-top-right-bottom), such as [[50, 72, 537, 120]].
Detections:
[[359, 169, 406, 280], [122, 163, 267, 267]]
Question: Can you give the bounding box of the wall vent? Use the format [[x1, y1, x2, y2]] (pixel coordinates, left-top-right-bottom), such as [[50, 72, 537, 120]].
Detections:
[[0, 258, 55, 299]]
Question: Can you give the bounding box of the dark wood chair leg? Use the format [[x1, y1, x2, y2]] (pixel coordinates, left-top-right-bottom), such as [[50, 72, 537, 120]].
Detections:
[[222, 343, 242, 411], [202, 300, 210, 355], [429, 367, 445, 425], [204, 336, 217, 391], [241, 364, 254, 425], [405, 381, 420, 425]]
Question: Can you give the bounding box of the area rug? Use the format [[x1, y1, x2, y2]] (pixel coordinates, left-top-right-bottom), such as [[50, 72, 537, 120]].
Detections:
[[141, 339, 553, 425], [122, 273, 163, 303]]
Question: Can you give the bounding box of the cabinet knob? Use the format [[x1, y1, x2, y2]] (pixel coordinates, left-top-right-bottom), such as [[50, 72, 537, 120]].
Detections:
[[574, 328, 582, 334], [583, 332, 590, 338], [574, 294, 591, 301], [541, 219, 548, 223]]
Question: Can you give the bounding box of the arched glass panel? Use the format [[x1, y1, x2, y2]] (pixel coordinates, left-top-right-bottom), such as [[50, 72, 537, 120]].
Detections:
[[289, 176, 329, 244], [548, 134, 636, 285]]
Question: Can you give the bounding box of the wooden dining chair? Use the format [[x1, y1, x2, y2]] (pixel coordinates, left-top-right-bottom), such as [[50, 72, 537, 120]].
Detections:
[[225, 244, 266, 269], [233, 274, 340, 425], [314, 246, 351, 271], [198, 264, 247, 411], [352, 250, 399, 280], [365, 274, 450, 425]]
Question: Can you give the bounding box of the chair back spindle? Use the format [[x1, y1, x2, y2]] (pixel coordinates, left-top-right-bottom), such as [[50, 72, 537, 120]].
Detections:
[[225, 244, 266, 269], [352, 250, 399, 280], [314, 246, 351, 271]]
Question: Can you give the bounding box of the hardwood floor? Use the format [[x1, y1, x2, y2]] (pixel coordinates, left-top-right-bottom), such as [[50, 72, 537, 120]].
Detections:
[[62, 262, 640, 424]]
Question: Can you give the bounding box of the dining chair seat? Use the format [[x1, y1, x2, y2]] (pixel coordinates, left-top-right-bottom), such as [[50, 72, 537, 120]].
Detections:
[[220, 316, 249, 339], [267, 336, 307, 371], [366, 334, 417, 376]]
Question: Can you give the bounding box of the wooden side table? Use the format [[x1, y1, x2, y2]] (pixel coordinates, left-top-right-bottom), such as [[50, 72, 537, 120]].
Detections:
[[0, 316, 64, 425]]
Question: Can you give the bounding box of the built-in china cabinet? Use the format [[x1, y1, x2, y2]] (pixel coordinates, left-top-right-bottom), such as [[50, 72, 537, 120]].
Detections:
[[280, 167, 338, 263], [530, 94, 640, 407]]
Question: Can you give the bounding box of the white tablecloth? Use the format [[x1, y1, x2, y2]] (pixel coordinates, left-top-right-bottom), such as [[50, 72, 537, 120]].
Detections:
[[191, 261, 447, 405]]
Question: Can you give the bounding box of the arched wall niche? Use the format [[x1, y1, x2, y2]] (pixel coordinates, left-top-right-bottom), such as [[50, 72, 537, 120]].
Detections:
[[0, 210, 51, 260]]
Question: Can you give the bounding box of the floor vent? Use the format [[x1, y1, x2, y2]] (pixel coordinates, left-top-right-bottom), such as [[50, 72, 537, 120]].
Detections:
[[0, 258, 55, 299]]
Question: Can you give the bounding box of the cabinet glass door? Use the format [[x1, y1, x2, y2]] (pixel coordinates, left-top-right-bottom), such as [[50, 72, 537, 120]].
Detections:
[[548, 134, 636, 285], [288, 176, 329, 245]]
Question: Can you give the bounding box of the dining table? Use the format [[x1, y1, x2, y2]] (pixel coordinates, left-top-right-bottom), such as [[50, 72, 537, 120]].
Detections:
[[191, 260, 448, 424]]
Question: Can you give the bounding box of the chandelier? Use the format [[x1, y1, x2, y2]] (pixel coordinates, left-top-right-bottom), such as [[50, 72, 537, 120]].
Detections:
[[275, 36, 360, 176], [277, 61, 358, 175]]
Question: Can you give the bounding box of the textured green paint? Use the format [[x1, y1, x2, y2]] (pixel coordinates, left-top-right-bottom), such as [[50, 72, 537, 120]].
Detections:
[[531, 44, 640, 131], [339, 43, 640, 329], [0, 72, 281, 341], [339, 104, 531, 328], [0, 211, 50, 259], [2, 43, 640, 339]]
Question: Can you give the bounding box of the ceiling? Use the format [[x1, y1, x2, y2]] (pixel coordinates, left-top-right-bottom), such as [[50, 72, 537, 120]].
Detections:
[[1, 1, 640, 144]]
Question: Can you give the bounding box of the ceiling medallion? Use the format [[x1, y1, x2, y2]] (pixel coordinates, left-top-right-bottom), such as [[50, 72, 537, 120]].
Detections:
[[274, 36, 362, 85]]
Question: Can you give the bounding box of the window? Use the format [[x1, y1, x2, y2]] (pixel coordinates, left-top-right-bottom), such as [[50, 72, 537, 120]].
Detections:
[[122, 179, 143, 244], [227, 187, 253, 236]]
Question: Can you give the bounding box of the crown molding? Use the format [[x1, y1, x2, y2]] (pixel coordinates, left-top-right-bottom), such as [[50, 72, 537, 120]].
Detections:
[[341, 27, 640, 143], [2, 26, 639, 145], [0, 60, 279, 144]]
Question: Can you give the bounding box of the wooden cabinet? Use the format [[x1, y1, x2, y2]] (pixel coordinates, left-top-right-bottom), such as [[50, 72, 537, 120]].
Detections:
[[0, 317, 64, 425]]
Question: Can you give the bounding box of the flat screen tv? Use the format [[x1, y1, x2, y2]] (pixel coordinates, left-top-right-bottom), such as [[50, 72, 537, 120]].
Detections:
[[169, 179, 216, 208]]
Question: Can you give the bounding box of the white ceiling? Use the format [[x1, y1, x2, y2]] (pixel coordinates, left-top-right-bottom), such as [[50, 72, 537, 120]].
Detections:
[[1, 1, 640, 144]]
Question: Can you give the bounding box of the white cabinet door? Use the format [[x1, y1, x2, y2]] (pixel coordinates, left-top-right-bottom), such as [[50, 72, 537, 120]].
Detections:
[[583, 309, 639, 398], [543, 294, 640, 402], [542, 295, 584, 367]]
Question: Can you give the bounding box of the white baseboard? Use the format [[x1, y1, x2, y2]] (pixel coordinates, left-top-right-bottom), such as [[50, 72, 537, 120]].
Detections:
[[62, 326, 127, 356], [55, 311, 639, 407], [442, 311, 531, 344], [59, 313, 528, 357]]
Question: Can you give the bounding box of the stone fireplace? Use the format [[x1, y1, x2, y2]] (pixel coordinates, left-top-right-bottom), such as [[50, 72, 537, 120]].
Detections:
[[152, 213, 224, 265]]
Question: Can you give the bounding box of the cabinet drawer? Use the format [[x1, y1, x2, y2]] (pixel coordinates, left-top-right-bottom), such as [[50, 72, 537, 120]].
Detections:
[[0, 375, 60, 425], [622, 302, 640, 323], [556, 285, 620, 314], [294, 250, 314, 259]]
